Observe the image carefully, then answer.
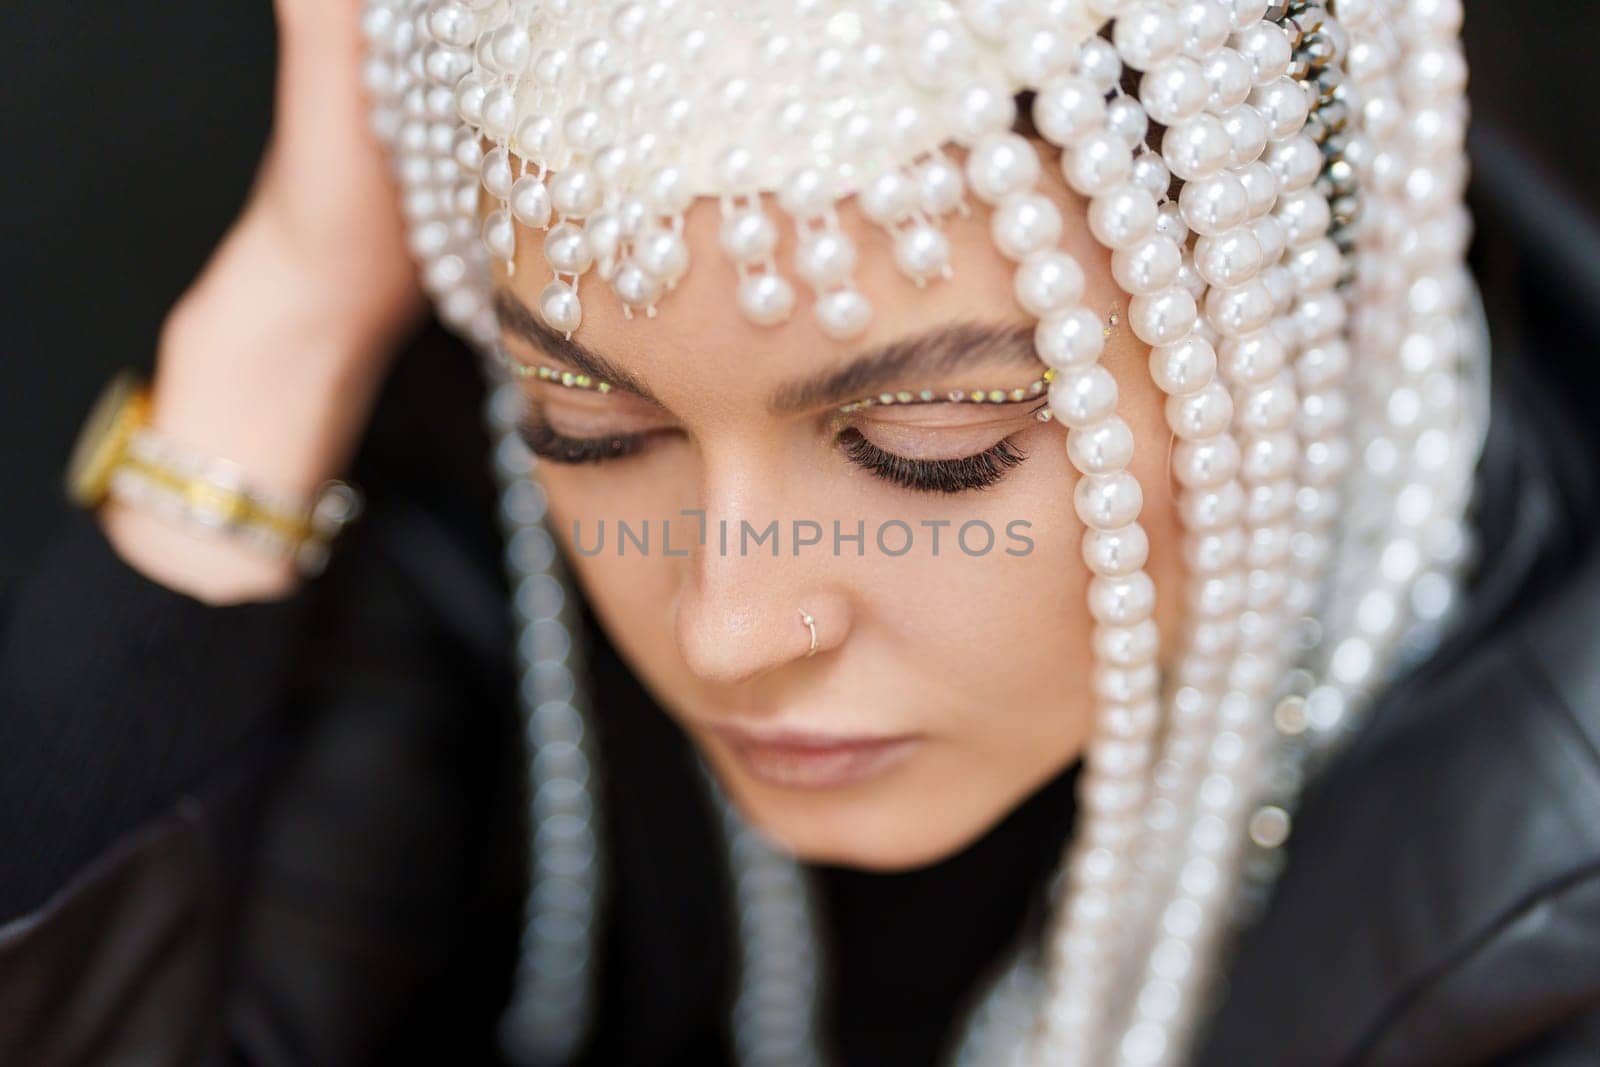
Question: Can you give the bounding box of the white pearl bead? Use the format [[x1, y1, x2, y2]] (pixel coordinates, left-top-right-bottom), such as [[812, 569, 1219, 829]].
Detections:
[[514, 115, 554, 158], [1076, 472, 1145, 531], [1193, 229, 1264, 288], [796, 230, 857, 289], [1131, 154, 1173, 198], [480, 87, 517, 141], [1203, 47, 1255, 110], [531, 46, 570, 88], [1166, 380, 1234, 439], [738, 273, 795, 325], [1232, 21, 1291, 84], [1105, 95, 1151, 150], [1236, 374, 1297, 434], [1242, 432, 1298, 482], [636, 227, 689, 285], [1141, 56, 1209, 125], [1063, 130, 1135, 197], [1236, 160, 1279, 218], [1173, 435, 1242, 489], [916, 155, 967, 216], [1113, 234, 1183, 295], [1115, 4, 1185, 71], [1179, 480, 1244, 530], [562, 106, 608, 154], [428, 3, 479, 49], [1154, 200, 1191, 245], [1275, 188, 1332, 246], [550, 165, 601, 219], [1083, 524, 1151, 577], [585, 211, 623, 274], [591, 144, 630, 186], [613, 260, 664, 308], [719, 210, 778, 263], [1068, 417, 1137, 474], [1049, 365, 1120, 428], [1181, 0, 1232, 56], [860, 171, 917, 226], [992, 193, 1064, 260], [644, 165, 693, 216], [894, 224, 952, 283], [959, 0, 1021, 42], [1250, 77, 1312, 140], [453, 128, 484, 173], [1078, 35, 1124, 92], [1252, 213, 1287, 263], [1130, 287, 1199, 346], [538, 280, 583, 334], [515, 175, 560, 230], [1089, 572, 1157, 625], [1089, 184, 1159, 249], [1179, 171, 1249, 236], [1263, 134, 1323, 193], [1162, 113, 1232, 180], [1149, 337, 1218, 395], [1095, 617, 1161, 667], [1220, 104, 1269, 167], [1015, 250, 1087, 317], [1289, 239, 1344, 293], [1227, 0, 1269, 29], [483, 208, 517, 262], [1006, 24, 1077, 82], [1036, 308, 1108, 369], [947, 79, 1016, 143], [1205, 277, 1275, 336], [544, 221, 593, 275], [716, 144, 757, 190], [1184, 528, 1244, 572], [967, 132, 1042, 204], [815, 289, 872, 340], [1219, 330, 1287, 384], [481, 147, 515, 200]]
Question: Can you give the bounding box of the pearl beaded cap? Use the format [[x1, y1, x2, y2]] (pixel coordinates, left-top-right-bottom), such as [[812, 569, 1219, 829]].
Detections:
[[365, 2, 1488, 1065]]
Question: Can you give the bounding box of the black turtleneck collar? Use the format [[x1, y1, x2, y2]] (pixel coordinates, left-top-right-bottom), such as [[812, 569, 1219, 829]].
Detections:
[[808, 759, 1080, 1067]]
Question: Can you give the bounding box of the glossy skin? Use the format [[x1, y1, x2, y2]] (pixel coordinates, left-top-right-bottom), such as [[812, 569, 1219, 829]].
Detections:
[[494, 151, 1184, 871]]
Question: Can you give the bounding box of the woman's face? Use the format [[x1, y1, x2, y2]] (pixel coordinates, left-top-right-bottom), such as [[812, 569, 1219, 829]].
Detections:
[[494, 146, 1181, 870]]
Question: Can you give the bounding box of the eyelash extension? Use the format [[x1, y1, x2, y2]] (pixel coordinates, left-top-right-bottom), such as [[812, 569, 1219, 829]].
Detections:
[[837, 427, 1029, 495], [518, 417, 652, 464]]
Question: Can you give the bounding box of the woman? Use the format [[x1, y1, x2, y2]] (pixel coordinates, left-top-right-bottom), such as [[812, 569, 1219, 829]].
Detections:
[[2, 0, 1598, 1064]]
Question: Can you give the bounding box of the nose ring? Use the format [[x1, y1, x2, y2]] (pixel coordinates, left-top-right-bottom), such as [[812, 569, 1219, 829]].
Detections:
[[797, 608, 817, 658]]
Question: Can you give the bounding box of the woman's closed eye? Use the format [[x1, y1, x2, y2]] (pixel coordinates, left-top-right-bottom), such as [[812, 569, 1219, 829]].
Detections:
[[835, 426, 1029, 494], [516, 365, 1051, 496]]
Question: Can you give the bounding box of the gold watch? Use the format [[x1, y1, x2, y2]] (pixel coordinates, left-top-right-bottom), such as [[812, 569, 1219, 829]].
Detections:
[[65, 370, 365, 577]]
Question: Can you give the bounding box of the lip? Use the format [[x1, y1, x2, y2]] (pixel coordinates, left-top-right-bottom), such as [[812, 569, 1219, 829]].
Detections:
[[708, 720, 922, 791]]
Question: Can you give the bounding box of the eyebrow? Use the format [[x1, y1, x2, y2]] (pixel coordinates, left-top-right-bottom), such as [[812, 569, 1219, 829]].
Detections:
[[767, 320, 1041, 415], [495, 290, 660, 403], [494, 288, 1041, 415]]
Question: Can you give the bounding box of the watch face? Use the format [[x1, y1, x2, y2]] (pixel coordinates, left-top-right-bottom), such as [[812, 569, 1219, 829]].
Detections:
[[65, 369, 146, 507]]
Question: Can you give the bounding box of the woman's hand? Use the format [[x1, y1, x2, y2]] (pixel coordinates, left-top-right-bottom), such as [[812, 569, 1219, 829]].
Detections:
[[102, 0, 427, 603]]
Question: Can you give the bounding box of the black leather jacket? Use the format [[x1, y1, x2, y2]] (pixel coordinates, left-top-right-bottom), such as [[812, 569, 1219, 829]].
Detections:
[[1, 138, 1597, 1066]]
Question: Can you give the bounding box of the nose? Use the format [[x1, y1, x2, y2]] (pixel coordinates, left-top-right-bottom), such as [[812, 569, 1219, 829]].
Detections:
[[671, 473, 851, 688]]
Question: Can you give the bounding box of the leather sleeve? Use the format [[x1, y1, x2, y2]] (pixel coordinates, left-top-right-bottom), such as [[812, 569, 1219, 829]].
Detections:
[[0, 505, 313, 922], [0, 489, 525, 1066]]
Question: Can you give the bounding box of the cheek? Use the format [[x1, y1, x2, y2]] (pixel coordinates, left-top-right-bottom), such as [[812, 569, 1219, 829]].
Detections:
[[535, 464, 688, 677], [872, 439, 1093, 748]]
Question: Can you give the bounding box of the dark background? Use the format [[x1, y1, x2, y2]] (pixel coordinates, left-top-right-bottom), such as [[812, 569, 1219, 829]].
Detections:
[[2, 2, 1597, 587]]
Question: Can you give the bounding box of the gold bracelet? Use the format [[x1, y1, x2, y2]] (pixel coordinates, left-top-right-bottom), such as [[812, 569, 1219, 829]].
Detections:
[[66, 370, 365, 578]]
